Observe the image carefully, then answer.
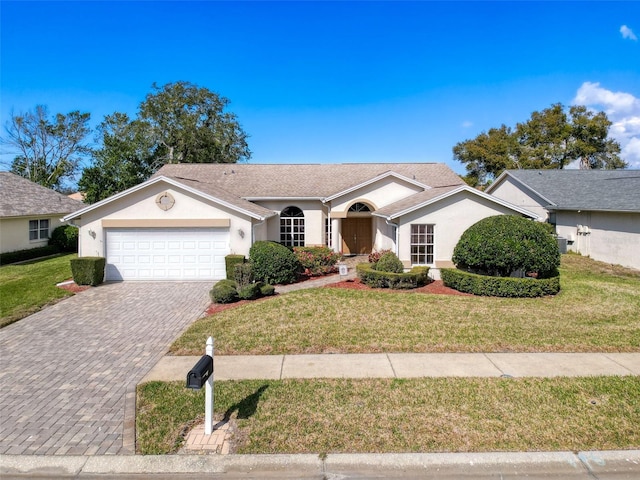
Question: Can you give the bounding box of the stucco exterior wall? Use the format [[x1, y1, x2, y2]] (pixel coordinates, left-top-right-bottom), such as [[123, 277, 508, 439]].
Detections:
[[556, 210, 640, 270], [258, 200, 326, 246], [1, 216, 66, 253], [75, 182, 254, 258], [396, 191, 524, 266], [330, 177, 422, 216], [489, 177, 548, 221]]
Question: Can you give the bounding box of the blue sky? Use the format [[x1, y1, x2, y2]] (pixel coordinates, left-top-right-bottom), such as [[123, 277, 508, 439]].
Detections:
[[2, 1, 639, 177]]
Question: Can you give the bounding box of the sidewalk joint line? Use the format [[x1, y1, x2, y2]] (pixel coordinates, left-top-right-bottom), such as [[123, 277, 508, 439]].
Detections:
[[576, 452, 603, 480], [484, 353, 507, 377], [602, 353, 634, 375], [385, 353, 398, 378], [279, 355, 285, 380]]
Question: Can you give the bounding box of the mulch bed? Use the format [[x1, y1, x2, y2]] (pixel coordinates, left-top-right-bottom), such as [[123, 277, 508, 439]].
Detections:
[[57, 280, 91, 294]]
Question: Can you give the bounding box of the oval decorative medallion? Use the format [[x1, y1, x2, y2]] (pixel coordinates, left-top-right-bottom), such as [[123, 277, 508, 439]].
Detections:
[[155, 192, 175, 211]]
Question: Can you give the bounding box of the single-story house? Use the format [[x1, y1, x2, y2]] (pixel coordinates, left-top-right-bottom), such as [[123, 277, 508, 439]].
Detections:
[[0, 172, 85, 254], [62, 163, 536, 281], [486, 169, 640, 270]]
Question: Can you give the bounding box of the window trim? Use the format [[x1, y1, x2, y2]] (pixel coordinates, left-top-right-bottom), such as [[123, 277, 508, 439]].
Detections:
[[29, 218, 50, 242], [280, 206, 305, 247], [410, 224, 434, 265]]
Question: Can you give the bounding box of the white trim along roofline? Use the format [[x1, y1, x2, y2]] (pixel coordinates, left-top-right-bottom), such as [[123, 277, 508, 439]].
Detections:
[[372, 185, 539, 220], [62, 176, 275, 222], [323, 171, 431, 203], [486, 171, 557, 208]]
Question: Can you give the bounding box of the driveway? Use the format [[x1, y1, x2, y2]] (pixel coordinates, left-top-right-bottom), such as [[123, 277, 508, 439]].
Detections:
[[0, 282, 211, 455]]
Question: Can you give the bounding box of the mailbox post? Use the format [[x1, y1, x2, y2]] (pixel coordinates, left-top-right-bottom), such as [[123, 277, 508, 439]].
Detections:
[[186, 336, 215, 435]]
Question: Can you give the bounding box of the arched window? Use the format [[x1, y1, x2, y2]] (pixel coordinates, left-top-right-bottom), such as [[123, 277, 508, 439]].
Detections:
[[280, 206, 305, 247], [348, 202, 371, 212]]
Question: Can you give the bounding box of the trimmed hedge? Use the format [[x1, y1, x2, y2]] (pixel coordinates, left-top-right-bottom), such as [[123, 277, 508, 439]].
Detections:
[[234, 262, 254, 288], [249, 241, 299, 285], [374, 251, 404, 273], [237, 283, 261, 300], [225, 255, 245, 280], [441, 268, 560, 297], [357, 263, 430, 289], [70, 257, 106, 286], [0, 245, 61, 265], [294, 246, 341, 275]]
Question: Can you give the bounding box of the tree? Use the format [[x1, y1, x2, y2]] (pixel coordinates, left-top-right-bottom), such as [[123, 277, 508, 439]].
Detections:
[[79, 81, 251, 203], [78, 113, 155, 204], [453, 103, 626, 187], [1, 105, 91, 190]]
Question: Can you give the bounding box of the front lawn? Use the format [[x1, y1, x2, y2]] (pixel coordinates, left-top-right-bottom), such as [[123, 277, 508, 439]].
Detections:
[[137, 376, 640, 454], [0, 254, 76, 328], [171, 255, 640, 354]]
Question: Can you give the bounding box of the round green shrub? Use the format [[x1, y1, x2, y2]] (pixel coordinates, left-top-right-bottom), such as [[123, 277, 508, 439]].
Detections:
[[237, 283, 260, 300], [210, 279, 238, 304], [49, 225, 79, 252], [452, 215, 560, 278], [249, 241, 299, 285], [259, 283, 276, 296], [374, 251, 404, 273]]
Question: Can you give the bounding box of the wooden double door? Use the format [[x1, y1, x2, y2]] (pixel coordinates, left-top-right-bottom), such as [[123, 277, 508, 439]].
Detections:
[[341, 218, 372, 255]]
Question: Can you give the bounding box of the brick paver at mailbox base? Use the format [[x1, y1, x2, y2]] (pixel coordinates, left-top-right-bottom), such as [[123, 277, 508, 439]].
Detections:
[[0, 282, 211, 456]]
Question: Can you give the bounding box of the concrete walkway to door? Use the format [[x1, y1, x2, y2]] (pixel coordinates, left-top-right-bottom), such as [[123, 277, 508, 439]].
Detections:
[[0, 282, 211, 456]]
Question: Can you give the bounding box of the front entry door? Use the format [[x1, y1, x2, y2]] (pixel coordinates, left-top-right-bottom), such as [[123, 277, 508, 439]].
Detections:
[[342, 218, 372, 254]]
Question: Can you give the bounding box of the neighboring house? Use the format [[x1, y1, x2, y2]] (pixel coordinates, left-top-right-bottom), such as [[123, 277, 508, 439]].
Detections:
[[0, 172, 86, 254], [62, 163, 536, 281], [486, 169, 640, 270]]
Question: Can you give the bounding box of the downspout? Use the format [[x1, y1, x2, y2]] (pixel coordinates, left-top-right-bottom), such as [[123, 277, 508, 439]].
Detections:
[[251, 217, 267, 246], [385, 218, 399, 257]]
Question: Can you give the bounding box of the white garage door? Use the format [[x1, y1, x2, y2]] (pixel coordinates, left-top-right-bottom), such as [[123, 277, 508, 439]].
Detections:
[[106, 228, 229, 281]]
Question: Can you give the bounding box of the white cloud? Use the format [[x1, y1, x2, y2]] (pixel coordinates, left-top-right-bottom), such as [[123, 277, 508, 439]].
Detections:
[[620, 25, 638, 41], [573, 82, 640, 168]]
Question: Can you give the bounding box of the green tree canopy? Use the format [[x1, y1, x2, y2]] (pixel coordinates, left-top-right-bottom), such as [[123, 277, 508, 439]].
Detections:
[[1, 105, 91, 191], [79, 81, 251, 203], [453, 103, 626, 187]]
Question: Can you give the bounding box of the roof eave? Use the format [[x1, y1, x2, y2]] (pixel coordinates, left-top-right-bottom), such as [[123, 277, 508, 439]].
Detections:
[[324, 171, 430, 202]]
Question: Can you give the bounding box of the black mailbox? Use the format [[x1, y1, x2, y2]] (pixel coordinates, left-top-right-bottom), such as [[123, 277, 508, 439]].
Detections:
[[186, 354, 213, 389]]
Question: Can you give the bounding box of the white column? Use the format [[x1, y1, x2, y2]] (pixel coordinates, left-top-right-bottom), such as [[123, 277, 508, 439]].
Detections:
[[331, 218, 341, 253]]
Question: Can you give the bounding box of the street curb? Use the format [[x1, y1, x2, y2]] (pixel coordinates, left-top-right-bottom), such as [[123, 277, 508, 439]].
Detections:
[[2, 451, 639, 476]]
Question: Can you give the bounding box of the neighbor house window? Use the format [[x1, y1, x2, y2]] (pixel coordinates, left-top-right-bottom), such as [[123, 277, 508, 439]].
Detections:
[[411, 224, 434, 265], [325, 218, 332, 247], [29, 219, 50, 241], [280, 206, 305, 247]]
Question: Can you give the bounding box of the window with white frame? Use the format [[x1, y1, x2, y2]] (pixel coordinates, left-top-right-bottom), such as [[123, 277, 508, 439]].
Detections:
[[29, 219, 50, 241], [280, 206, 305, 247], [410, 224, 434, 265], [324, 218, 331, 247]]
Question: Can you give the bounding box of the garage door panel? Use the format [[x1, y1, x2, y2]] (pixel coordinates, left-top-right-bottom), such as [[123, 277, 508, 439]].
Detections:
[[106, 228, 229, 281]]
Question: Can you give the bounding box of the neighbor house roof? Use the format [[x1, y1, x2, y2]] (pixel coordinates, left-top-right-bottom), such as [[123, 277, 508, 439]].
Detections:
[[0, 172, 85, 218], [152, 163, 466, 199], [486, 169, 640, 212]]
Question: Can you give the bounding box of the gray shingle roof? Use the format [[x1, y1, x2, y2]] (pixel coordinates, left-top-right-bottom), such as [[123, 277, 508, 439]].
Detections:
[[153, 163, 465, 200], [497, 169, 640, 212], [0, 172, 85, 218]]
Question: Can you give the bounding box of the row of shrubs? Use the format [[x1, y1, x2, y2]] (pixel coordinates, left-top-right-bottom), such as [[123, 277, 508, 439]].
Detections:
[[357, 263, 430, 289], [441, 268, 560, 298], [0, 225, 79, 266], [212, 242, 341, 304]]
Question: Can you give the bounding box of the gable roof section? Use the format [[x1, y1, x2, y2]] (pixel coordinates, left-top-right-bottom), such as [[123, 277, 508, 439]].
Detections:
[[62, 176, 276, 222], [153, 163, 465, 200], [0, 172, 85, 218], [487, 170, 640, 212], [373, 185, 538, 219]]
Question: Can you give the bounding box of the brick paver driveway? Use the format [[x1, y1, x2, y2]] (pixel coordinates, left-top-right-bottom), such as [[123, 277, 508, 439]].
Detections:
[[0, 282, 211, 455]]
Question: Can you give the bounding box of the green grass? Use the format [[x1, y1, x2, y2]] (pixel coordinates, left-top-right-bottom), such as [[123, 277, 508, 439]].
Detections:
[[137, 376, 640, 454], [0, 254, 76, 327], [171, 255, 640, 354]]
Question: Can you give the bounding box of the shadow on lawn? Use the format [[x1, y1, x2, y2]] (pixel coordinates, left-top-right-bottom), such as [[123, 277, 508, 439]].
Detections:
[[223, 385, 269, 421]]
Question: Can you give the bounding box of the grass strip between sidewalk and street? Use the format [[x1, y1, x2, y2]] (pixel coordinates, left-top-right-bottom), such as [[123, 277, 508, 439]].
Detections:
[[136, 376, 640, 455], [170, 255, 640, 355], [0, 254, 76, 328]]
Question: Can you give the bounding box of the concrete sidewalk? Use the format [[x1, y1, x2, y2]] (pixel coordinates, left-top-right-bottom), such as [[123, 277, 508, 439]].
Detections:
[[142, 352, 640, 382]]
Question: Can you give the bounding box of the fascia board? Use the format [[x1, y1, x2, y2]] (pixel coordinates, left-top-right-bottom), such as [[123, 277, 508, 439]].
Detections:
[[62, 176, 271, 222], [373, 186, 539, 220], [324, 171, 430, 203]]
